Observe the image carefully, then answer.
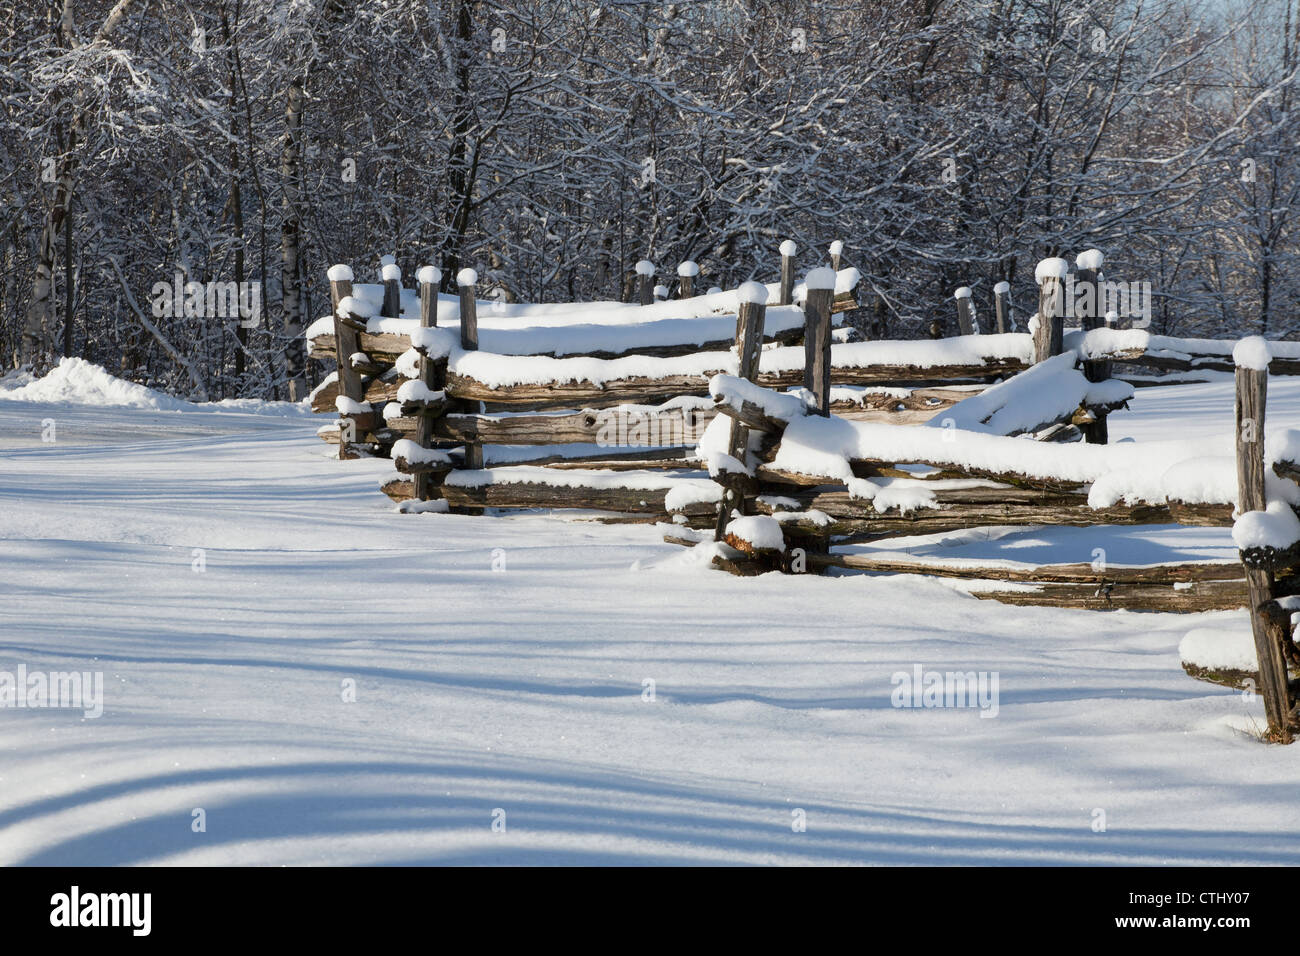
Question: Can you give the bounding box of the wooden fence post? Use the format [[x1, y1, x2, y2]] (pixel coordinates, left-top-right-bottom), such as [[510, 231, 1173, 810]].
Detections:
[[715, 282, 767, 540], [381, 261, 402, 318], [636, 259, 655, 306], [804, 268, 836, 416], [1075, 250, 1110, 444], [829, 239, 843, 272], [994, 281, 1011, 333], [1235, 340, 1294, 741], [1034, 258, 1067, 363], [871, 292, 886, 340], [778, 240, 797, 306], [457, 267, 483, 471], [328, 264, 366, 460], [677, 260, 698, 298], [414, 265, 444, 501], [953, 286, 975, 335]]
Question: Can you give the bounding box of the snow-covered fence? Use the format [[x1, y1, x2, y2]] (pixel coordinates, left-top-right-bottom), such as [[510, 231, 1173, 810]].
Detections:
[[307, 257, 1300, 539], [662, 334, 1300, 740], [1230, 338, 1300, 741], [310, 257, 1300, 738], [669, 357, 1272, 593]]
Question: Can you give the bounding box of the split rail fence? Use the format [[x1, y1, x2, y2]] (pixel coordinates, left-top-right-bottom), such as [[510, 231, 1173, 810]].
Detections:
[[306, 249, 1300, 740]]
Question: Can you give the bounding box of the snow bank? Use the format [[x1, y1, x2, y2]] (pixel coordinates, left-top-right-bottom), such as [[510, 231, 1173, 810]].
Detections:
[[0, 357, 195, 410]]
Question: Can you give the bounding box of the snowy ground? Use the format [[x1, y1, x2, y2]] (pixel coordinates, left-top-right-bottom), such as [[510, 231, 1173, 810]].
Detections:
[[3, 369, 1300, 865]]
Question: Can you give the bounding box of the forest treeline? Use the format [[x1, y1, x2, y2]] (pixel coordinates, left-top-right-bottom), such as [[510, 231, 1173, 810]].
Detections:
[[2, 0, 1297, 399]]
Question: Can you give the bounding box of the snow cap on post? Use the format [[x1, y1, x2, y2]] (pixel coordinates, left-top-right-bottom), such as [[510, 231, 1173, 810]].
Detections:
[[828, 240, 844, 256], [1233, 335, 1273, 371], [416, 265, 441, 286], [1075, 248, 1104, 271], [328, 264, 354, 283], [1104, 310, 1118, 325], [653, 284, 669, 299], [456, 267, 478, 287], [635, 259, 656, 276], [804, 267, 837, 291], [993, 280, 1010, 294], [779, 239, 798, 257], [707, 286, 723, 296], [737, 280, 769, 305], [381, 263, 402, 282], [1034, 257, 1069, 284], [953, 286, 972, 300], [677, 260, 700, 277]]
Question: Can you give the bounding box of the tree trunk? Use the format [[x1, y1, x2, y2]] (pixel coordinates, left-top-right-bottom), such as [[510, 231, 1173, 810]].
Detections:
[[280, 78, 306, 401], [22, 0, 139, 371], [22, 175, 69, 371]]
